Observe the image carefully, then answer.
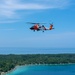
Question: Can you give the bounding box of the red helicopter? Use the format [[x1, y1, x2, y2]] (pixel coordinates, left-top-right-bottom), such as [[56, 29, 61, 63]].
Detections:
[[27, 22, 54, 32]]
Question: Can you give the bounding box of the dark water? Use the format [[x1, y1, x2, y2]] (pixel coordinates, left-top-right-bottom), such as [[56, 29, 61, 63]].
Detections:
[[0, 47, 75, 54], [6, 64, 75, 75]]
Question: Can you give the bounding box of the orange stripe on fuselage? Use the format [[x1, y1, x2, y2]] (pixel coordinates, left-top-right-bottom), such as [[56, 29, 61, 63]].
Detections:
[[50, 25, 53, 30]]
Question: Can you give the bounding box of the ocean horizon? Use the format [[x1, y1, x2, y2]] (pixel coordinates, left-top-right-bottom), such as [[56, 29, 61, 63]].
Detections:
[[0, 47, 75, 54]]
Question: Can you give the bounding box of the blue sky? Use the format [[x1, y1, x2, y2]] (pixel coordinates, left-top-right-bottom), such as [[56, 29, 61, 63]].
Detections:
[[0, 0, 75, 48]]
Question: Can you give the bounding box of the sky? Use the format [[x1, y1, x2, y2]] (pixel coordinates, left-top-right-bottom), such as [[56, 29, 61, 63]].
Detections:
[[0, 0, 75, 49]]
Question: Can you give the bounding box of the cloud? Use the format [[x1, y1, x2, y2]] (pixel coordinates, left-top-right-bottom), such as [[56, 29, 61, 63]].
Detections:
[[0, 0, 18, 18], [0, 0, 71, 22]]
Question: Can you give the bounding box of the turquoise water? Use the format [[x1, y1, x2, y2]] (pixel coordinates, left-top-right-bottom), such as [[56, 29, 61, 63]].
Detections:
[[6, 64, 75, 75]]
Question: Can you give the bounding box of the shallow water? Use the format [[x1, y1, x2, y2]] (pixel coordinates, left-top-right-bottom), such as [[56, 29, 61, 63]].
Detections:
[[6, 64, 75, 75]]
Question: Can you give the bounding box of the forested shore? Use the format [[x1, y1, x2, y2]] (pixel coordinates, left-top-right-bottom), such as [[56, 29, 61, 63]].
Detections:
[[0, 54, 75, 74]]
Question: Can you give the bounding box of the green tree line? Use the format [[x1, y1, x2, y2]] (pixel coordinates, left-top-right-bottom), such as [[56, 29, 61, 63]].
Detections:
[[0, 54, 75, 72]]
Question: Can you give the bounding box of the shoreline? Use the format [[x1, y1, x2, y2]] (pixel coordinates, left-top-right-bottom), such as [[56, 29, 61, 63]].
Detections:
[[1, 65, 19, 75], [1, 63, 75, 75]]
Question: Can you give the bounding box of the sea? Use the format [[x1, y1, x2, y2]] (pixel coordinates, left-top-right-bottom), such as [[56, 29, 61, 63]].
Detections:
[[0, 47, 75, 75], [6, 64, 75, 75], [0, 47, 75, 54]]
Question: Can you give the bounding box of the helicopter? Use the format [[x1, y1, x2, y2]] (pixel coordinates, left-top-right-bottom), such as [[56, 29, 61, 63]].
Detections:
[[27, 22, 54, 32]]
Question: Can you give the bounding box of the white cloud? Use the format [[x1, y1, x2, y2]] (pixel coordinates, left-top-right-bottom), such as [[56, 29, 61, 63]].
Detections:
[[0, 0, 17, 18], [0, 0, 71, 22]]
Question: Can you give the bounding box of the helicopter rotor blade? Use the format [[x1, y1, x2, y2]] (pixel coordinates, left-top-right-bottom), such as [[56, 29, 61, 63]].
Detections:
[[26, 22, 46, 24], [49, 22, 53, 25]]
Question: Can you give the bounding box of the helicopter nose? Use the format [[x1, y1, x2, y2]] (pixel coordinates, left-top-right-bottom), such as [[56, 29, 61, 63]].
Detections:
[[30, 27, 33, 30], [30, 28, 31, 29]]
